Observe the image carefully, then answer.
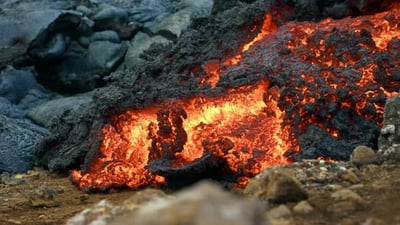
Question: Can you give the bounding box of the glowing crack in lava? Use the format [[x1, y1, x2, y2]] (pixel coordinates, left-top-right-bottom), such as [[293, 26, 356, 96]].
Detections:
[[71, 81, 291, 190], [71, 4, 400, 191]]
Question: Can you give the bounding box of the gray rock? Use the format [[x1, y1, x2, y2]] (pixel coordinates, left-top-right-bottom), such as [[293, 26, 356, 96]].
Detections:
[[0, 67, 43, 104], [76, 5, 93, 16], [36, 40, 127, 93], [143, 10, 193, 41], [128, 0, 169, 23], [0, 97, 25, 118], [30, 33, 70, 61], [244, 169, 307, 204], [178, 0, 214, 18], [27, 11, 87, 62], [111, 182, 267, 225], [0, 115, 48, 173], [124, 0, 212, 67], [0, 0, 69, 49], [351, 146, 378, 166], [90, 30, 120, 43], [93, 6, 129, 23], [18, 88, 52, 111], [91, 5, 136, 39], [0, 2, 65, 68], [378, 95, 400, 161], [143, 0, 213, 40], [26, 94, 92, 128], [67, 189, 169, 225], [88, 41, 127, 70], [124, 32, 172, 67], [67, 199, 118, 225], [67, 181, 268, 225]]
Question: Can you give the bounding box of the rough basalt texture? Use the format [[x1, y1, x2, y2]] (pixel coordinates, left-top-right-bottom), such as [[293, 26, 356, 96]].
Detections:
[[34, 0, 270, 172], [0, 115, 48, 173], [33, 0, 398, 174]]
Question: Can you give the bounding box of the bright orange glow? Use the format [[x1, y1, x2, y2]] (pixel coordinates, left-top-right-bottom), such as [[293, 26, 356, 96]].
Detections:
[[71, 81, 292, 190], [242, 13, 278, 52], [316, 156, 335, 162], [201, 13, 279, 87], [201, 60, 221, 88], [72, 4, 400, 191], [281, 5, 399, 128]]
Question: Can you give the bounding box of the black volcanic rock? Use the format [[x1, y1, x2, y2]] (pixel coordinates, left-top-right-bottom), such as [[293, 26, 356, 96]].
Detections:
[[34, 0, 398, 186], [34, 0, 269, 172]]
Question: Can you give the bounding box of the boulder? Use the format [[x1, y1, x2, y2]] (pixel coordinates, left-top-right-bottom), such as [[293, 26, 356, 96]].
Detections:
[[25, 10, 129, 93], [125, 32, 172, 66], [128, 0, 169, 23], [67, 188, 168, 225], [378, 95, 400, 161], [18, 88, 52, 111], [67, 181, 268, 225], [0, 67, 44, 104], [0, 0, 73, 49], [90, 30, 120, 43], [244, 169, 307, 204], [0, 115, 48, 173], [125, 0, 213, 67], [143, 0, 213, 40], [26, 94, 92, 128], [34, 40, 127, 93], [351, 146, 378, 166], [0, 97, 25, 118]]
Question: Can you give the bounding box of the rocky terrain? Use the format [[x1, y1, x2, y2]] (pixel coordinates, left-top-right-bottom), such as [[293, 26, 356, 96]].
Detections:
[[1, 0, 400, 224], [1, 148, 400, 225]]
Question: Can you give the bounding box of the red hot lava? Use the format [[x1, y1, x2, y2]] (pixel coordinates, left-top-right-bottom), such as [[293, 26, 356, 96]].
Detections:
[[71, 3, 400, 191]]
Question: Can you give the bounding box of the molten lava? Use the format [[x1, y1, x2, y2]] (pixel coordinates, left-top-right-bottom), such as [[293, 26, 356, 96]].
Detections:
[[71, 3, 400, 191], [72, 81, 291, 190]]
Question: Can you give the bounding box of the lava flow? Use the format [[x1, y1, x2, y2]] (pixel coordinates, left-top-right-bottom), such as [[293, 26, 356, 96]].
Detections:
[[71, 81, 292, 190], [71, 3, 400, 191]]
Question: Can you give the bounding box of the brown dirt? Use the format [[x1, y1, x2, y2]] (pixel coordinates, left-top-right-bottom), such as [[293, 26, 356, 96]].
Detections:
[[1, 162, 400, 225]]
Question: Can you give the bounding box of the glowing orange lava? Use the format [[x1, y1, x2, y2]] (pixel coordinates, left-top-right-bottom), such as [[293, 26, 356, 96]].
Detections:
[[71, 81, 292, 190], [71, 3, 400, 191]]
